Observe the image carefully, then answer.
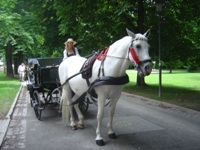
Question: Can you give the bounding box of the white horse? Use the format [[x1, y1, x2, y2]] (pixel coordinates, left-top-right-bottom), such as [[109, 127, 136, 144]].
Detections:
[[58, 29, 152, 146]]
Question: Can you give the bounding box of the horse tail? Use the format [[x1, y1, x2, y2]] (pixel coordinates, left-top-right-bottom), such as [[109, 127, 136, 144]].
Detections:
[[61, 84, 72, 125]]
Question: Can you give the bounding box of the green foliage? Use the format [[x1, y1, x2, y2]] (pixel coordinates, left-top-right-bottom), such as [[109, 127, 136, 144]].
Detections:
[[159, 0, 200, 70], [187, 57, 200, 72], [51, 50, 62, 58], [0, 0, 200, 71], [0, 0, 45, 61], [52, 0, 200, 70], [54, 0, 138, 53]]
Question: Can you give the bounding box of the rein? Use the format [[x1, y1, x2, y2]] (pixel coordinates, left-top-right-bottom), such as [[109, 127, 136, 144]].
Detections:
[[54, 71, 84, 93], [61, 38, 151, 106], [106, 55, 129, 61], [96, 39, 147, 66]]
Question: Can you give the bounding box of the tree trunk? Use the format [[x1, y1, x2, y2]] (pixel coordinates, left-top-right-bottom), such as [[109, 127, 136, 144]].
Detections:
[[136, 0, 147, 86], [6, 41, 14, 78], [136, 71, 147, 86], [13, 51, 23, 74], [169, 68, 172, 73], [13, 59, 18, 75]]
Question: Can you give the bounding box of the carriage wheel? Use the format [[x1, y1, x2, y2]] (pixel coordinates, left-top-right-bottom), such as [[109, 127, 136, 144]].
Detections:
[[30, 97, 34, 107], [32, 91, 42, 120], [29, 85, 34, 107], [51, 88, 62, 114], [79, 97, 89, 114], [51, 88, 61, 104]]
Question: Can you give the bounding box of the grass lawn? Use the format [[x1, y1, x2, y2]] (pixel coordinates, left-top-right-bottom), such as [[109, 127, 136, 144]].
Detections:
[[0, 71, 21, 119], [124, 69, 200, 111]]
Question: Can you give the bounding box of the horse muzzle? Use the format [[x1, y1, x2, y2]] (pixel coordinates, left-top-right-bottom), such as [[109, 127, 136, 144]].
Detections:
[[137, 60, 152, 77]]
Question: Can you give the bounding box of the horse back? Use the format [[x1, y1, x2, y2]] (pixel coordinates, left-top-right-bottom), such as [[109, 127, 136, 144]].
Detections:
[[58, 56, 86, 84]]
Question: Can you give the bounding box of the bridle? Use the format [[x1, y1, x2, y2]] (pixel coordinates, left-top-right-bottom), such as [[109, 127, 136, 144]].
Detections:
[[129, 39, 152, 68], [105, 39, 152, 67], [97, 38, 152, 76]]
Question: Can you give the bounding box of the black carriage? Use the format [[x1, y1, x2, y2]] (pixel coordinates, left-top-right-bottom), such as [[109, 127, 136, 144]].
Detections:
[[26, 57, 90, 120], [26, 57, 63, 120]]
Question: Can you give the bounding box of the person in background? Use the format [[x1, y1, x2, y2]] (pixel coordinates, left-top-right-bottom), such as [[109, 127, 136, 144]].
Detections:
[[18, 63, 25, 81], [63, 38, 80, 60]]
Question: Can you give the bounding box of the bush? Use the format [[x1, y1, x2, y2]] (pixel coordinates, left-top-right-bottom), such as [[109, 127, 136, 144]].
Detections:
[[187, 65, 199, 72]]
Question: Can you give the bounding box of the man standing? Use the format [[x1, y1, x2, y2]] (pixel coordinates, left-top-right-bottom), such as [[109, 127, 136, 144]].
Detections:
[[18, 63, 25, 81]]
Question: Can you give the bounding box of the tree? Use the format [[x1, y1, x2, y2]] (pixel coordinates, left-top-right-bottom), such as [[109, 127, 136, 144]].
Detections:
[[0, 0, 21, 77], [5, 41, 13, 77], [54, 0, 138, 56], [136, 0, 146, 86], [24, 0, 200, 75], [154, 0, 200, 72], [0, 0, 45, 77], [2, 0, 200, 79]]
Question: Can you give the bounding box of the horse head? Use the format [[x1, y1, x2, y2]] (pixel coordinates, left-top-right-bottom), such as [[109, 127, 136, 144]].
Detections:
[[126, 28, 152, 77]]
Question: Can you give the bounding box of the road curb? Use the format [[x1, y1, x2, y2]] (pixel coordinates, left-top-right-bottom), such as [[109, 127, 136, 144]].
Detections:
[[0, 84, 23, 147]]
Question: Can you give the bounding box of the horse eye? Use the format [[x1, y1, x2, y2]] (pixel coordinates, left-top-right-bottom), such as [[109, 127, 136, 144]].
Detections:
[[136, 44, 141, 50]]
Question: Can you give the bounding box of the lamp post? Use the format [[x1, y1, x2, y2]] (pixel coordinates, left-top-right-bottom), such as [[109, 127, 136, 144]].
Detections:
[[156, 0, 163, 98]]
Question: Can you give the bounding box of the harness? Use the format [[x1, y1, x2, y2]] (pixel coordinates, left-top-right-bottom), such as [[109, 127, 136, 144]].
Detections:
[[71, 47, 129, 105], [71, 74, 129, 105], [62, 38, 151, 105], [80, 52, 99, 86], [78, 48, 109, 99]]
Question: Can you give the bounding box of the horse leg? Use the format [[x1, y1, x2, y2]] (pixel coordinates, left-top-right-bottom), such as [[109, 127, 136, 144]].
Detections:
[[62, 85, 76, 130], [61, 85, 70, 125], [68, 94, 80, 130], [107, 98, 119, 139], [72, 94, 84, 129], [96, 96, 106, 146], [73, 104, 84, 129], [69, 106, 77, 130]]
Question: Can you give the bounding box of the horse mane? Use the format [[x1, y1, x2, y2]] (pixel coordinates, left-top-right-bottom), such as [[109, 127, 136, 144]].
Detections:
[[110, 33, 148, 51], [110, 36, 132, 50], [134, 33, 148, 41]]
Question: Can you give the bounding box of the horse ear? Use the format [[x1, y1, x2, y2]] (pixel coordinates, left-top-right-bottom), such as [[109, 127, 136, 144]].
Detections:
[[126, 28, 136, 39], [144, 29, 150, 37]]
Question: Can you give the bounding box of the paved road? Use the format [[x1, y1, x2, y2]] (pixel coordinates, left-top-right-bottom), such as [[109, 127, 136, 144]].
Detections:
[[1, 84, 200, 150]]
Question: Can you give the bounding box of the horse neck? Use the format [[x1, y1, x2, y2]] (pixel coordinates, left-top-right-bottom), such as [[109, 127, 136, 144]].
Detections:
[[102, 58, 129, 77], [103, 37, 131, 77]]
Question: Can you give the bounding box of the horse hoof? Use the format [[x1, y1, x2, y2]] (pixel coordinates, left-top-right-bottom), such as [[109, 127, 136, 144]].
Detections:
[[96, 139, 105, 146], [77, 124, 85, 129], [108, 133, 117, 139], [71, 125, 77, 130]]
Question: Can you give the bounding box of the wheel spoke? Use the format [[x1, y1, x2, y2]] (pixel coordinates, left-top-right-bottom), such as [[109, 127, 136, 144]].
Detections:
[[79, 97, 89, 114], [33, 91, 42, 120]]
